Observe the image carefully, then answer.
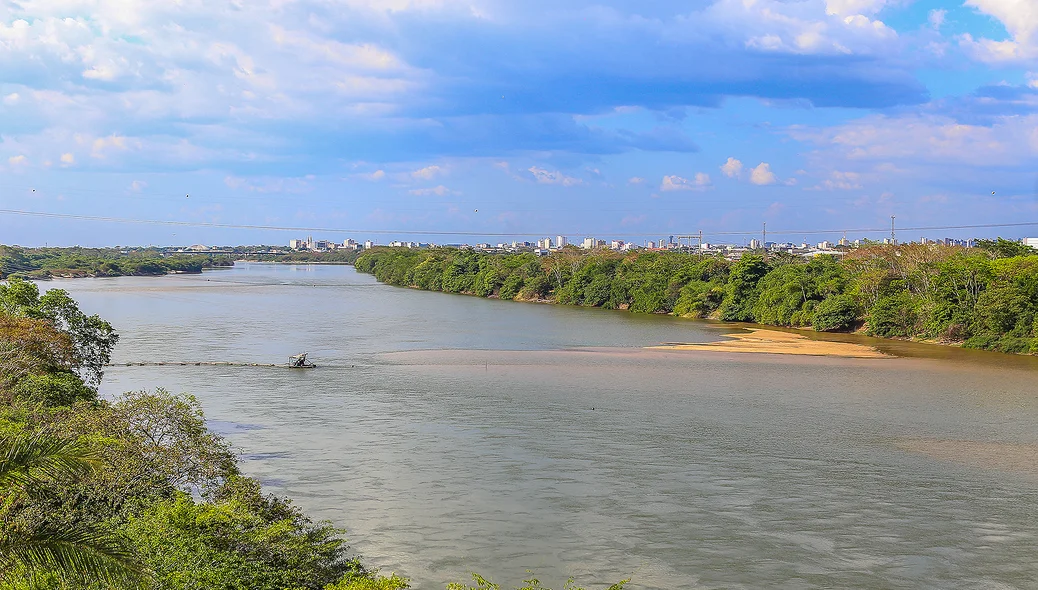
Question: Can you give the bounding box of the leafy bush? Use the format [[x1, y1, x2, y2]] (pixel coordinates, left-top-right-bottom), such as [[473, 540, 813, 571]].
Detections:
[[812, 294, 859, 332], [868, 292, 919, 337]]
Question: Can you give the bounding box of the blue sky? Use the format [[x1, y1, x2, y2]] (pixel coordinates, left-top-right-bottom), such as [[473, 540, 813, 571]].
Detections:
[[2, 0, 1038, 246]]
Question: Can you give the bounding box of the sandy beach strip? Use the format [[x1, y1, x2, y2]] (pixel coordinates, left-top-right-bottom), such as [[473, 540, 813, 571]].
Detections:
[[648, 328, 890, 359]]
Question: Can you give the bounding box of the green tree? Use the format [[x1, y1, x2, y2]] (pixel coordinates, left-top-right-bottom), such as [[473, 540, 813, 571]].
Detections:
[[0, 279, 117, 388], [975, 238, 1035, 259], [812, 294, 859, 332], [0, 432, 150, 588]]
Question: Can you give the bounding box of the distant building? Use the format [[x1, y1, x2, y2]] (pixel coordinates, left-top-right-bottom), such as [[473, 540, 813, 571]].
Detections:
[[581, 237, 595, 249], [364, 240, 374, 249], [1023, 238, 1038, 248], [556, 235, 568, 248], [817, 241, 833, 250], [749, 239, 761, 249]]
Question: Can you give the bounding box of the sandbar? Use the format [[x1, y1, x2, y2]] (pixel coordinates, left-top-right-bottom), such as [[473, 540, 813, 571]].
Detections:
[[648, 328, 889, 359]]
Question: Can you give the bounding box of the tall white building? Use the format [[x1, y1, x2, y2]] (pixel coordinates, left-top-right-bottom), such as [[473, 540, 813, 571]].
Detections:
[[556, 235, 567, 248], [1024, 238, 1038, 248], [581, 237, 595, 249]]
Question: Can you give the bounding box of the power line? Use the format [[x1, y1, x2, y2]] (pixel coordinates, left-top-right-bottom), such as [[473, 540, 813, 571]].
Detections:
[[1, 207, 1037, 239]]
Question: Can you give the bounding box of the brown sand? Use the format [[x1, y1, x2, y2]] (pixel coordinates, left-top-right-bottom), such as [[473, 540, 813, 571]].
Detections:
[[897, 439, 1038, 476], [648, 328, 889, 359]]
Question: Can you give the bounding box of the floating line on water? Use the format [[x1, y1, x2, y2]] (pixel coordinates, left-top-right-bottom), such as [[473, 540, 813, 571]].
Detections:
[[107, 361, 293, 368]]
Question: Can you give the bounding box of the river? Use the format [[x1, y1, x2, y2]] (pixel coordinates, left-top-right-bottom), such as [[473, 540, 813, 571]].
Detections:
[[49, 263, 1038, 590]]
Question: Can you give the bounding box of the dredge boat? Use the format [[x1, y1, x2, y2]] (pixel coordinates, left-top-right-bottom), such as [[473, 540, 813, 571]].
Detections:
[[288, 353, 317, 368]]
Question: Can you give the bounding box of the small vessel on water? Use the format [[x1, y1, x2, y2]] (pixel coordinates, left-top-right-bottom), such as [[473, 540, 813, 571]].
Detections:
[[288, 353, 316, 368]]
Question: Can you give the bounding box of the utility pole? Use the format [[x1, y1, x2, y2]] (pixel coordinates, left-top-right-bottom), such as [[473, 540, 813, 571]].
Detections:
[[890, 215, 896, 246]]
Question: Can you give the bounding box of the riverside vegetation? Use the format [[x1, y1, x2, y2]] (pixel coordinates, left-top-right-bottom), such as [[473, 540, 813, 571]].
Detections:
[[0, 277, 625, 590], [355, 238, 1038, 354], [0, 247, 232, 280]]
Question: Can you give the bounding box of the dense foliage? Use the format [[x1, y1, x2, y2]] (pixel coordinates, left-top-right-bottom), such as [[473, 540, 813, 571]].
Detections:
[[0, 279, 625, 589], [356, 241, 1038, 354], [0, 246, 232, 280]]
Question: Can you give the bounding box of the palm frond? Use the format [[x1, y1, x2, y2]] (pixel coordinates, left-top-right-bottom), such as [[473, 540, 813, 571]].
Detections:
[[1, 524, 152, 588], [0, 432, 98, 490]]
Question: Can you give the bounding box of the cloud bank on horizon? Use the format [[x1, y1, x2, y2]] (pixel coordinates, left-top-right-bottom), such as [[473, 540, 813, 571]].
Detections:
[[2, 0, 1038, 245]]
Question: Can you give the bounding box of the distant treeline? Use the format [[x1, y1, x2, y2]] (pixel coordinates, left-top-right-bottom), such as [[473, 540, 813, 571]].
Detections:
[[0, 246, 233, 279], [356, 238, 1038, 354]]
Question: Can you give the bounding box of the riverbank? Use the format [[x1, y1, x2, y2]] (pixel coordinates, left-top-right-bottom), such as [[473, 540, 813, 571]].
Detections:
[[354, 246, 1038, 357]]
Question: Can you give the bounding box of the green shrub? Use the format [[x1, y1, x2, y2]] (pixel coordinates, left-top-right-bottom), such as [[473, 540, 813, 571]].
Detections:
[[12, 371, 96, 406], [868, 292, 919, 337], [812, 294, 858, 332]]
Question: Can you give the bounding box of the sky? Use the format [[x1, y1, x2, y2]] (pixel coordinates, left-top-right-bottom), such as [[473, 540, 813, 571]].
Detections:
[[3, 0, 1038, 246]]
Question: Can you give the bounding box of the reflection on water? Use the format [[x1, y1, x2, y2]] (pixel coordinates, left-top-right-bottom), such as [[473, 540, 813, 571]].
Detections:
[[48, 264, 1038, 590]]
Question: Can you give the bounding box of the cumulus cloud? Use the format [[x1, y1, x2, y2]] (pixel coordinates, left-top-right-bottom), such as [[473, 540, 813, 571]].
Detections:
[[660, 173, 712, 191], [60, 152, 75, 165], [129, 180, 147, 191], [411, 165, 444, 180], [2, 93, 18, 106], [720, 157, 743, 178], [7, 155, 28, 166], [961, 0, 1038, 62], [528, 166, 582, 186], [90, 134, 129, 158], [749, 163, 777, 185], [409, 185, 458, 196], [355, 170, 386, 181]]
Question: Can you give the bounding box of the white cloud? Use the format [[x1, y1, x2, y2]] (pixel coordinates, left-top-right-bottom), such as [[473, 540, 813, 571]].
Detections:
[[928, 9, 946, 30], [824, 0, 889, 17], [2, 93, 18, 106], [60, 152, 75, 165], [90, 134, 129, 158], [7, 155, 28, 166], [409, 185, 457, 196], [660, 173, 712, 191], [729, 0, 897, 56], [720, 157, 743, 178], [411, 165, 444, 180], [627, 176, 645, 185], [750, 163, 777, 185], [791, 114, 1038, 167], [811, 170, 863, 190], [528, 166, 582, 186], [129, 180, 146, 191], [961, 0, 1038, 62], [354, 169, 386, 181]]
